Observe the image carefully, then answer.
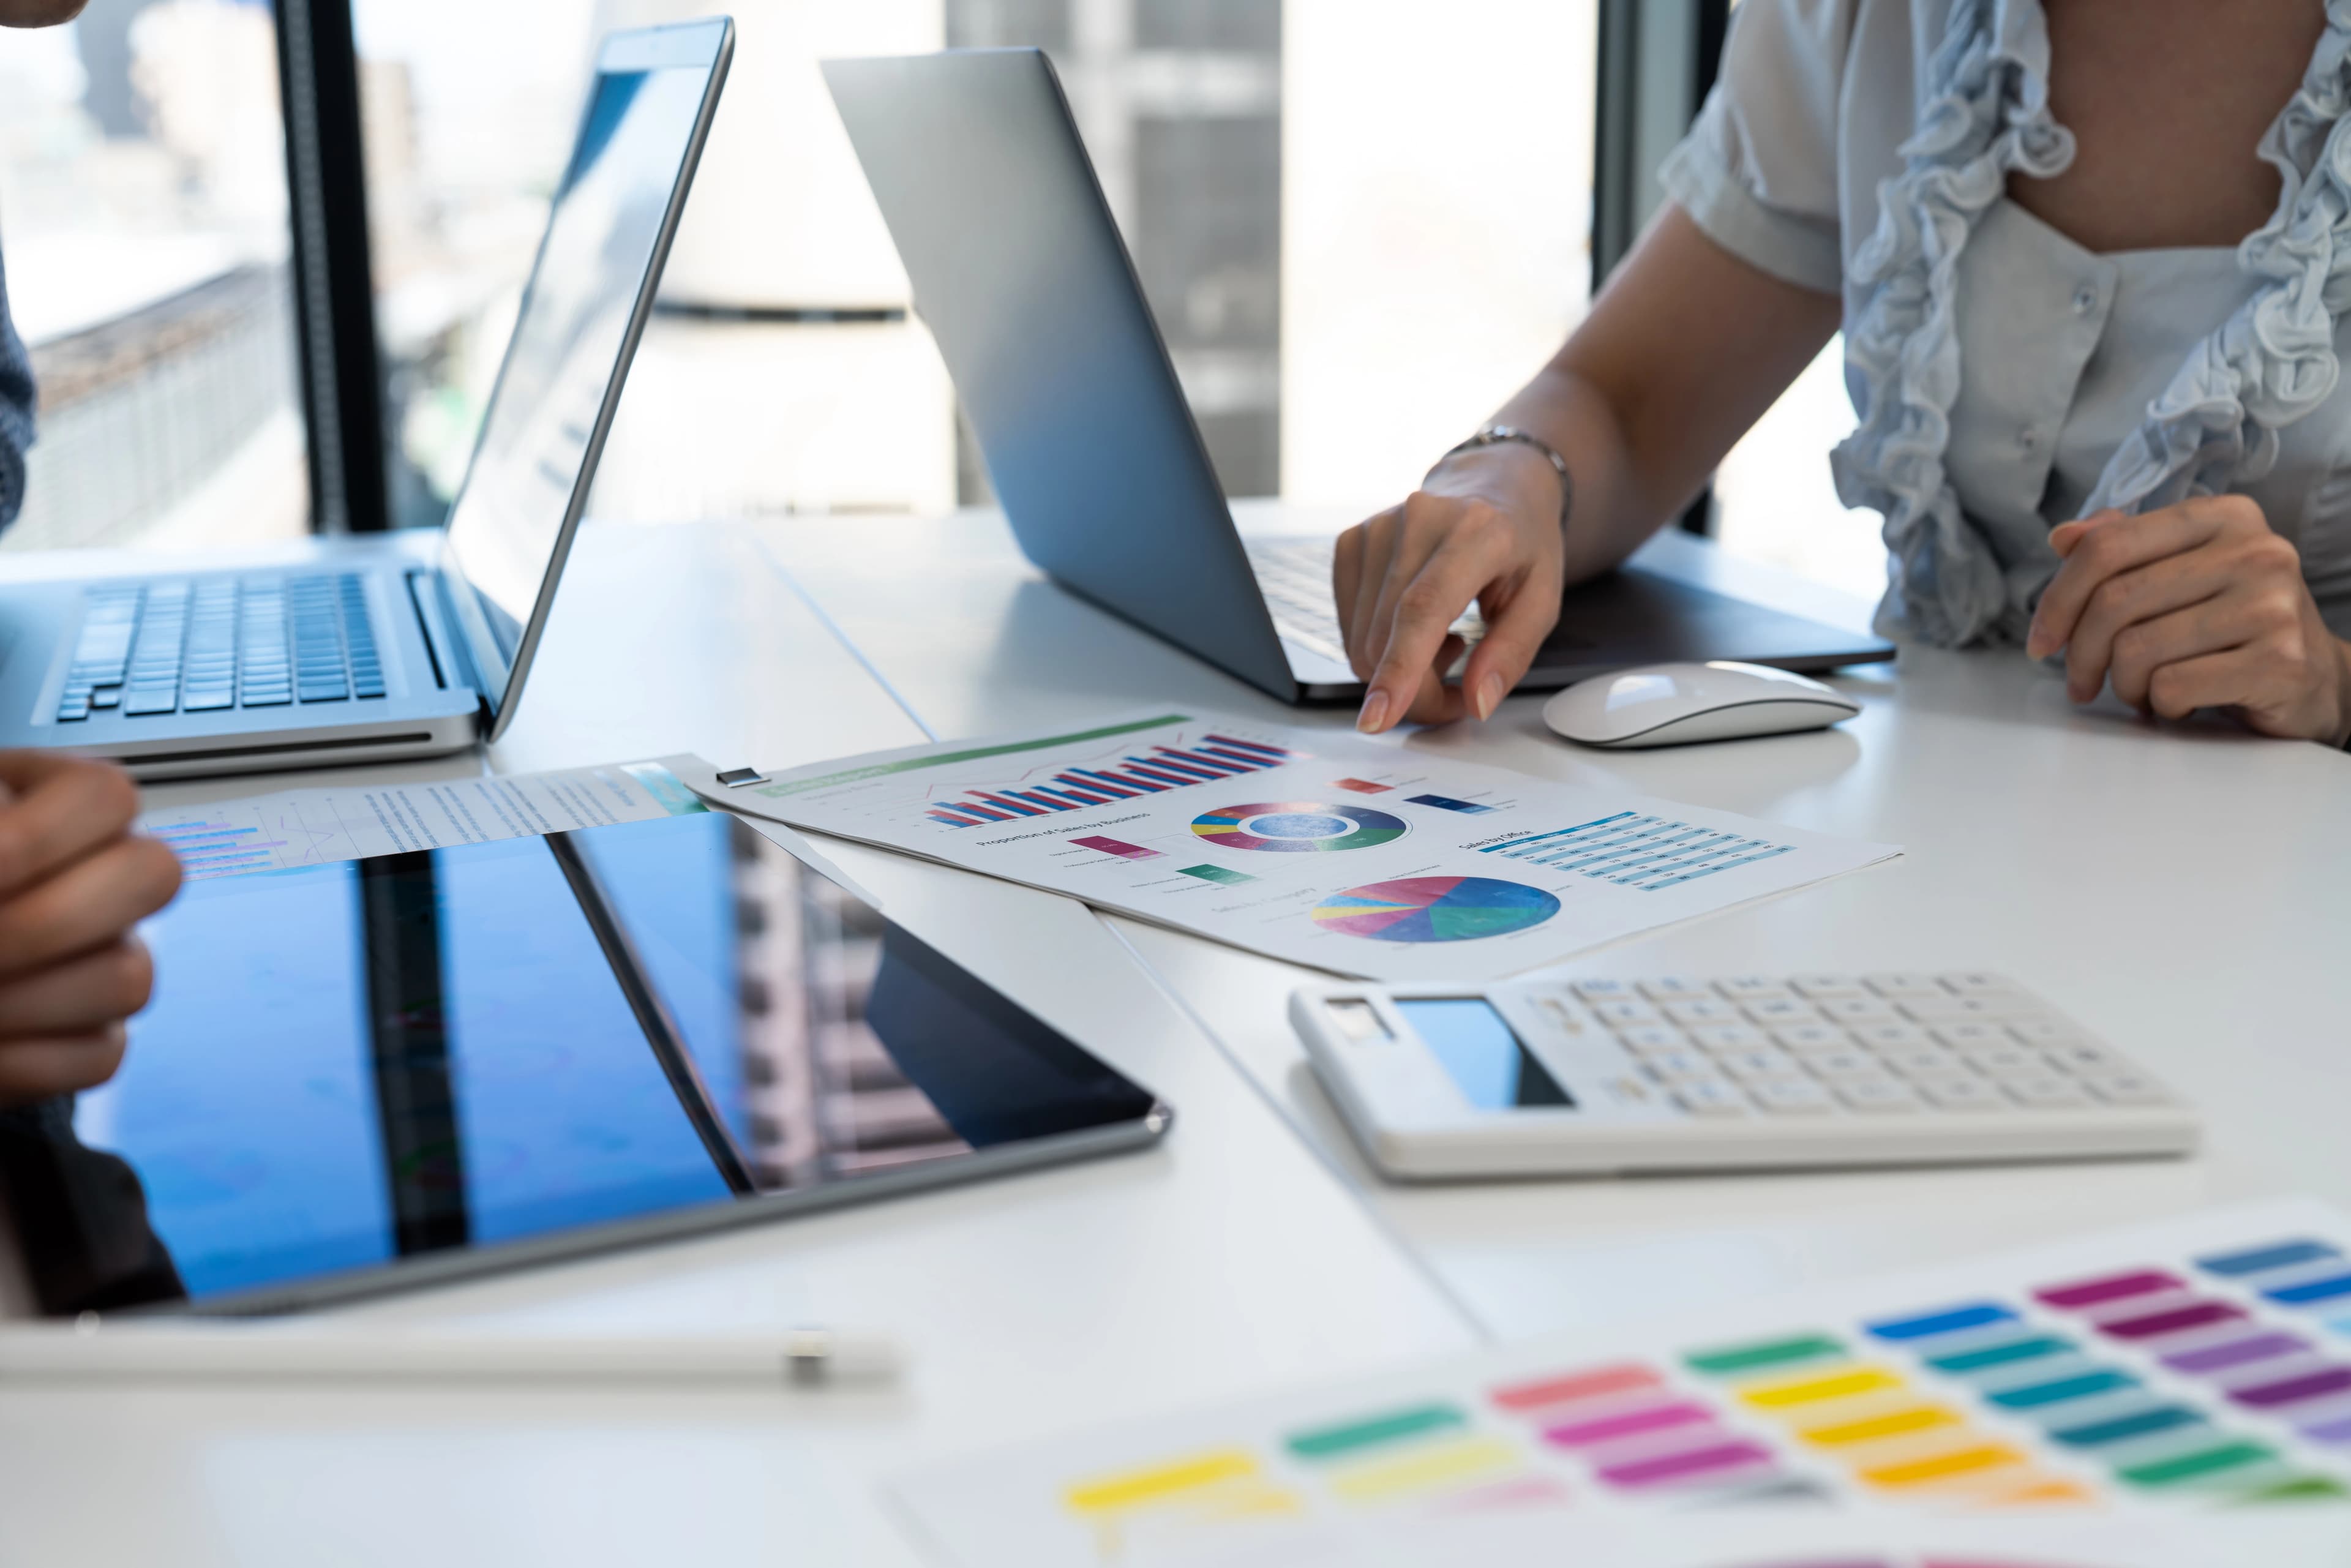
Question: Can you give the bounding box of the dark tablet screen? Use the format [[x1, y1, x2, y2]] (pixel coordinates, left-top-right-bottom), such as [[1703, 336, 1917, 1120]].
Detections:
[[23, 812, 1160, 1313]]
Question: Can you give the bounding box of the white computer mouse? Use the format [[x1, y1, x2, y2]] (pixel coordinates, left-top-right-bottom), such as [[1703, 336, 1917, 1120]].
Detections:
[[1541, 660, 1860, 748]]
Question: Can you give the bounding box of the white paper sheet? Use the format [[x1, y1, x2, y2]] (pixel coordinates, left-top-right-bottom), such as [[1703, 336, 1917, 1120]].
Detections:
[[141, 756, 716, 880], [683, 710, 1899, 981], [890, 1198, 2351, 1567]]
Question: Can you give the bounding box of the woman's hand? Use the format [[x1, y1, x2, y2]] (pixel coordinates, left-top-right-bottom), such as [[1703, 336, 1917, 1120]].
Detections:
[[2025, 495, 2351, 744], [1332, 441, 1567, 732], [0, 752, 182, 1107]]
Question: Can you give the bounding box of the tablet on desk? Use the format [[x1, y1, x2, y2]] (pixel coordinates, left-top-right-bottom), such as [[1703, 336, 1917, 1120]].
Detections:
[[24, 813, 1168, 1316]]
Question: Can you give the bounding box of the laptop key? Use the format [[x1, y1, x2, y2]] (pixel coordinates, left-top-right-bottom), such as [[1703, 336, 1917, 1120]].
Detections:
[[122, 688, 179, 716], [182, 688, 234, 711], [89, 688, 120, 708]]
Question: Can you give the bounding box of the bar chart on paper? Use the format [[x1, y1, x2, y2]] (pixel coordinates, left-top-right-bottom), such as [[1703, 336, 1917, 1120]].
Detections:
[[921, 730, 1305, 828], [890, 1199, 2351, 1567]]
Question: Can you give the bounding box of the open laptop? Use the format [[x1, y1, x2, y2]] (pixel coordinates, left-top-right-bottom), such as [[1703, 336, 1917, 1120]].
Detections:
[[823, 48, 1894, 705], [0, 19, 732, 779]]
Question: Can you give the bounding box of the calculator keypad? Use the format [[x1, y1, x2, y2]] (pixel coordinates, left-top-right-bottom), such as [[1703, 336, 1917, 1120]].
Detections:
[[1553, 972, 2170, 1121]]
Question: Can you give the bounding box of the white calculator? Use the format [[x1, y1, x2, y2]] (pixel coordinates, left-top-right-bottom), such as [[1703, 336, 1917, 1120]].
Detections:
[[1289, 972, 2198, 1180]]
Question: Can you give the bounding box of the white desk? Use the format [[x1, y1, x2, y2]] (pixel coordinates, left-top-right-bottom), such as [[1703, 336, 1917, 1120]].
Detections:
[[4, 506, 2346, 1563], [763, 504, 2351, 1343], [0, 522, 1476, 1567]]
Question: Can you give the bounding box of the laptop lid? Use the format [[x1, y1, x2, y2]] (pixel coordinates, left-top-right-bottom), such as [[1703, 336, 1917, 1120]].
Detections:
[[437, 19, 733, 740], [822, 48, 1300, 703]]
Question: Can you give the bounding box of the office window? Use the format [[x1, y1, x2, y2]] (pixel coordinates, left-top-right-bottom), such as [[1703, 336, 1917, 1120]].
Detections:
[[1712, 339, 1883, 600], [349, 0, 1600, 528], [0, 0, 309, 552]]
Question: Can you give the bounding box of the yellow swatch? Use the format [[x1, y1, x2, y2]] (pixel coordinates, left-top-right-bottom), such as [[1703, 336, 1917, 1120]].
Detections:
[[1067, 1449, 1259, 1515], [1799, 1403, 1962, 1447], [1860, 1442, 2025, 1490], [1740, 1365, 1904, 1409], [1324, 1436, 1518, 1503]]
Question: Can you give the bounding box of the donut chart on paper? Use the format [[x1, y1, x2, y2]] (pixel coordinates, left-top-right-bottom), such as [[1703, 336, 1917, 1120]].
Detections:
[[1190, 802, 1408, 853], [1312, 876, 1559, 943]]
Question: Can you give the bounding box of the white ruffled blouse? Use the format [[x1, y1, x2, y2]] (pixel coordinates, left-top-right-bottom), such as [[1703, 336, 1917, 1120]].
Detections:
[[1662, 0, 2351, 647]]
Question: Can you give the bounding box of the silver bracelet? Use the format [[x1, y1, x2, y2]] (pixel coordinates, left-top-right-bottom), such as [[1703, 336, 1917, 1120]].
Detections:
[[1433, 425, 1573, 535]]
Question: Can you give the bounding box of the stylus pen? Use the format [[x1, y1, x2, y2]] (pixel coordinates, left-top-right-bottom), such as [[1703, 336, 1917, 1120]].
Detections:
[[0, 1324, 903, 1387]]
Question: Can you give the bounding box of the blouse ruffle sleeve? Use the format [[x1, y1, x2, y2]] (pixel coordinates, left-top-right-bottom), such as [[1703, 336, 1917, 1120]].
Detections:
[[1657, 0, 1856, 296]]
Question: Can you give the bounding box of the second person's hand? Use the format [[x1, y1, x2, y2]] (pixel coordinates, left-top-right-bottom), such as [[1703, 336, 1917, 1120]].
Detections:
[[1331, 440, 1567, 733]]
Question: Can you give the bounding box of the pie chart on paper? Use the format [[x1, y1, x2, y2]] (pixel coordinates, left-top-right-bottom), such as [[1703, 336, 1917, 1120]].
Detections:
[[1190, 802, 1408, 853], [1311, 876, 1560, 943]]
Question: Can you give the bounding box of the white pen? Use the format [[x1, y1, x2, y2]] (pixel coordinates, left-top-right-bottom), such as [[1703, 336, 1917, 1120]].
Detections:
[[0, 1321, 903, 1386]]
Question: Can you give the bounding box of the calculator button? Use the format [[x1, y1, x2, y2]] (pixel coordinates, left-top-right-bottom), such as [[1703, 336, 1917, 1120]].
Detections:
[[1805, 1050, 1882, 1080], [1883, 1046, 1964, 1079], [1594, 999, 1663, 1026], [1615, 1024, 1690, 1054], [1819, 996, 1897, 1023], [1838, 1078, 1921, 1113], [1720, 1049, 1801, 1083], [1715, 976, 1794, 1002], [2085, 1072, 2169, 1106], [1674, 1080, 1750, 1117], [1790, 974, 1865, 999], [1772, 1024, 1853, 1055], [1864, 972, 1944, 998], [1664, 997, 1739, 1025], [1640, 977, 1710, 1000], [1901, 995, 2030, 1022], [1920, 1076, 2005, 1112], [1963, 1046, 2042, 1079], [1572, 979, 1633, 1000], [2005, 1076, 2091, 1109], [2042, 1043, 2128, 1075], [2006, 1018, 2085, 1048], [1851, 1021, 1933, 1051], [1640, 1050, 1717, 1081], [1930, 1022, 2008, 1049], [1937, 972, 2022, 997], [1743, 998, 1823, 1027], [1689, 1024, 1768, 1053], [1751, 1079, 1835, 1114]]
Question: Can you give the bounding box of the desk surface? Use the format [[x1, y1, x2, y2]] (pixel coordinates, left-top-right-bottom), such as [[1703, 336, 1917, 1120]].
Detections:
[[6, 507, 2348, 1565]]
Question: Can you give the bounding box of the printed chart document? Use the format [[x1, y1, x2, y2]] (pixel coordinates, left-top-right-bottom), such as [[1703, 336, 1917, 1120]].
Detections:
[[890, 1198, 2351, 1566], [141, 757, 714, 880], [692, 711, 1897, 982]]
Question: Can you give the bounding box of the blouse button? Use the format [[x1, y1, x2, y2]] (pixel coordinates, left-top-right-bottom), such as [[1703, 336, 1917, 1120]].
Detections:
[[2072, 284, 2099, 317], [2019, 426, 2040, 452]]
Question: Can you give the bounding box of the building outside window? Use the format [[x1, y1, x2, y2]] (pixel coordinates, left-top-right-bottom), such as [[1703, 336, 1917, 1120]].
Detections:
[[0, 0, 309, 553]]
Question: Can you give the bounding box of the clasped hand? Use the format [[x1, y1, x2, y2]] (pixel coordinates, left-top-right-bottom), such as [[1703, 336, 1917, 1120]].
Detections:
[[2026, 495, 2351, 745], [0, 753, 182, 1108]]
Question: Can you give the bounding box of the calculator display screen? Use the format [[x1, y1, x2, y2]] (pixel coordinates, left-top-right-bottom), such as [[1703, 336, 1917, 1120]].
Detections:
[[1397, 999, 1573, 1111]]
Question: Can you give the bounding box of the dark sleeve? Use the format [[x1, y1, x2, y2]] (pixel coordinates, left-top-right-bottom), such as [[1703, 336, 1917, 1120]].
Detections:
[[0, 244, 36, 532], [0, 1097, 185, 1315]]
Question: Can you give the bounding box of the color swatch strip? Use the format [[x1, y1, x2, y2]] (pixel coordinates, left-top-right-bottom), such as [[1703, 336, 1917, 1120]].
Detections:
[[1680, 1330, 2087, 1506], [1487, 1359, 1823, 1502], [1865, 1278, 2347, 1502]]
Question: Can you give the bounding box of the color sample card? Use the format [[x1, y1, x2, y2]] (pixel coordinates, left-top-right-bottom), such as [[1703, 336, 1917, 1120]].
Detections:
[[890, 1200, 2351, 1566], [708, 710, 1895, 982]]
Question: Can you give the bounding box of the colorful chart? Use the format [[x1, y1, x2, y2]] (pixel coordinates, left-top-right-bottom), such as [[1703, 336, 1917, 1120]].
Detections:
[[1313, 876, 1559, 943], [1190, 802, 1408, 853]]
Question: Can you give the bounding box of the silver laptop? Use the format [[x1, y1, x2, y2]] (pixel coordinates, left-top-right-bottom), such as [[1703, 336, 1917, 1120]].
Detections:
[[823, 48, 1894, 705], [0, 20, 732, 780]]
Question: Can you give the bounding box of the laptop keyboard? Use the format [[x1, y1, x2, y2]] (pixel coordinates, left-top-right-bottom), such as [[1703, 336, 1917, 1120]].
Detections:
[[1243, 537, 1483, 664], [56, 574, 384, 722]]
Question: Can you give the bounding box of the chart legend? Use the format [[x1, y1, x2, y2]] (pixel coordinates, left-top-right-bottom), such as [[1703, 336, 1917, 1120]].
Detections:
[[1406, 793, 1495, 814], [1177, 863, 1254, 887]]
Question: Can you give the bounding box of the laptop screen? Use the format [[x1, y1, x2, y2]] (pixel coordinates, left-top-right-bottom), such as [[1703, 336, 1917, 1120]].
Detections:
[[438, 22, 728, 724]]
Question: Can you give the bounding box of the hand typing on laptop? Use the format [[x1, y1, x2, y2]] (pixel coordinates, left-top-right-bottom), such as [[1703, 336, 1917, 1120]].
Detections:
[[0, 754, 180, 1106]]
